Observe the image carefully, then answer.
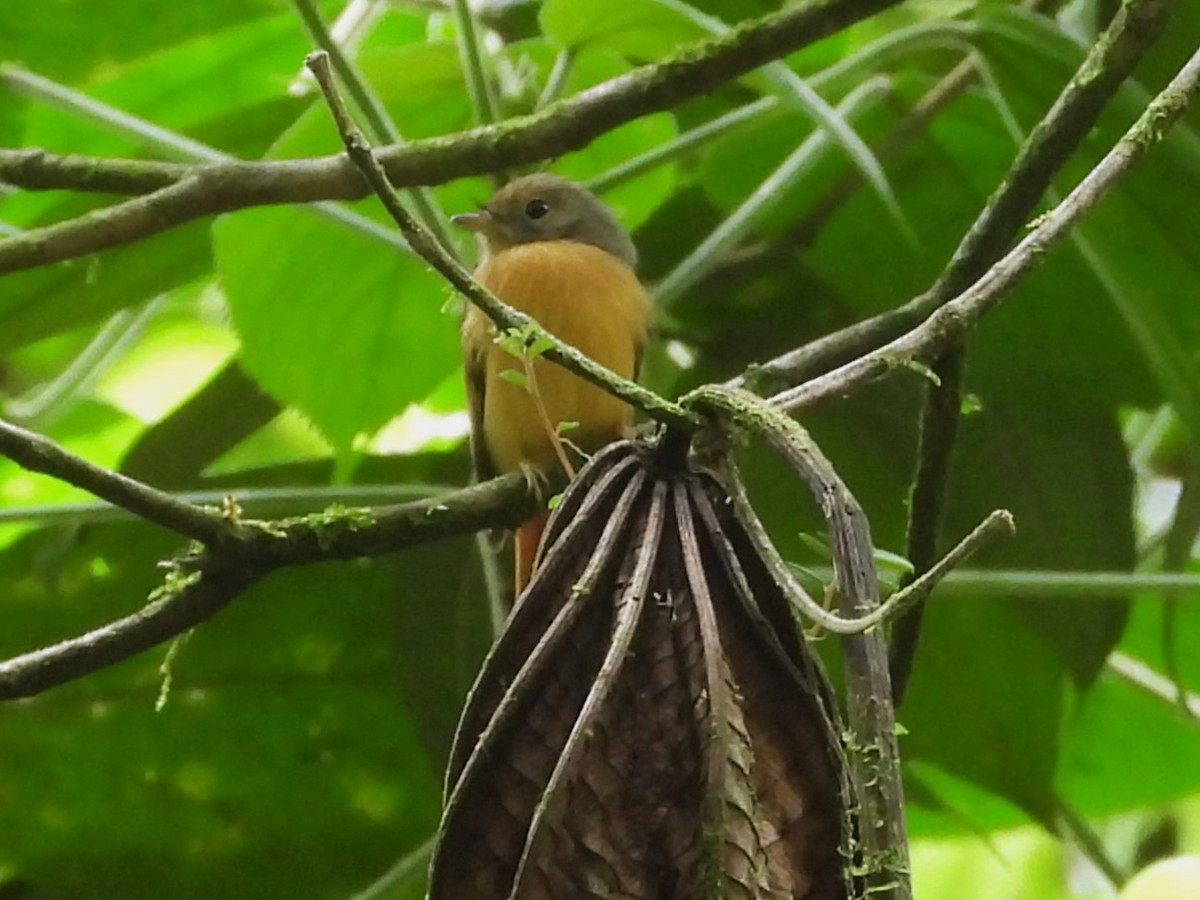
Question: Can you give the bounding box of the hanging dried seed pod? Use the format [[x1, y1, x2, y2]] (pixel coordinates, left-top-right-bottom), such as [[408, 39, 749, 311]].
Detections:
[[428, 439, 851, 899]]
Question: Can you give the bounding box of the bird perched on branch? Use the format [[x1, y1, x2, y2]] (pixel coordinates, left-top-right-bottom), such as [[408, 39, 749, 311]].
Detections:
[[455, 174, 649, 594]]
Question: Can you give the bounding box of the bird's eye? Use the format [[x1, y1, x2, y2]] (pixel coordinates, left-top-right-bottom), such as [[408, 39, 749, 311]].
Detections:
[[524, 199, 550, 220]]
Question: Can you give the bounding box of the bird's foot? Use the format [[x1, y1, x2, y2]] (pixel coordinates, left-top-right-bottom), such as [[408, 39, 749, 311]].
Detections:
[[517, 461, 554, 504]]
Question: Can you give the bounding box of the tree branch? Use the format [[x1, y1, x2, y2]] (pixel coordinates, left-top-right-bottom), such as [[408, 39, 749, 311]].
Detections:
[[0, 0, 903, 274], [0, 416, 228, 545], [884, 509, 1016, 613], [0, 470, 541, 700], [888, 345, 965, 701]]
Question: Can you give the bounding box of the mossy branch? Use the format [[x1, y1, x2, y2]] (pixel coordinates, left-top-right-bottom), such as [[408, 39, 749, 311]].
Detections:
[[0, 449, 546, 700]]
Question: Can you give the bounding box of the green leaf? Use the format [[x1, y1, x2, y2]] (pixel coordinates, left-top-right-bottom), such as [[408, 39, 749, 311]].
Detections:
[[902, 597, 1064, 823], [1058, 581, 1200, 814], [7, 15, 312, 223], [0, 0, 282, 84], [497, 369, 529, 388], [540, 0, 707, 57], [1059, 667, 1200, 816], [0, 225, 212, 355], [525, 332, 557, 358], [0, 521, 471, 900], [214, 206, 458, 457]]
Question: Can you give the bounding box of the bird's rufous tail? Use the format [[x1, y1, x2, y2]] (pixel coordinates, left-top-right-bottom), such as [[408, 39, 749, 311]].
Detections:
[[514, 508, 552, 595]]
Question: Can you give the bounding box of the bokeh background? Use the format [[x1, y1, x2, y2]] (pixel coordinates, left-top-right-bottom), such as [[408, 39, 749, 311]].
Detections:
[[2, 0, 1199, 897]]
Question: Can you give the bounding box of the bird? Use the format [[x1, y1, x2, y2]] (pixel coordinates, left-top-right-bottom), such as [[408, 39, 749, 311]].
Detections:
[[454, 173, 649, 595]]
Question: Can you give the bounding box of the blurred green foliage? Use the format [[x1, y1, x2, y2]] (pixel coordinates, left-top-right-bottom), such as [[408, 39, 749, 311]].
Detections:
[[2, 0, 1199, 896]]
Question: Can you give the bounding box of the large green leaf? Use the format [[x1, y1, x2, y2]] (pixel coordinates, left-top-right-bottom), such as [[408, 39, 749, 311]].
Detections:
[[1, 15, 321, 353], [1059, 668, 1200, 818], [0, 0, 283, 83], [212, 38, 469, 460], [214, 205, 458, 458], [0, 225, 212, 354], [5, 4, 1200, 899], [1058, 570, 1200, 815]]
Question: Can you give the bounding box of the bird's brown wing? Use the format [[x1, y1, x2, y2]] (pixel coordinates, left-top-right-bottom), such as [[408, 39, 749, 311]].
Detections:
[[462, 315, 496, 483]]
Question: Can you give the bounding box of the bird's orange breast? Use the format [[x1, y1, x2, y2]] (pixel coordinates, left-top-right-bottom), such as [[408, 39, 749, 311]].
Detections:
[[462, 240, 649, 474]]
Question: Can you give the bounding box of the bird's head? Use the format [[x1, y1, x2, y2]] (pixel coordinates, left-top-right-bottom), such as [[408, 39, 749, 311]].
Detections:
[[452, 173, 637, 268]]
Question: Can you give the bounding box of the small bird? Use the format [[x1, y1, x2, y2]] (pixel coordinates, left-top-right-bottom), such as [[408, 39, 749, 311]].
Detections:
[[454, 174, 649, 594]]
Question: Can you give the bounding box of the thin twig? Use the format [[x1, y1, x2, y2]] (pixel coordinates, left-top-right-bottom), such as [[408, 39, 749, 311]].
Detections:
[[884, 510, 1016, 613], [889, 343, 965, 702], [0, 416, 228, 546], [521, 356, 577, 479], [303, 50, 699, 432], [726, 476, 1014, 633]]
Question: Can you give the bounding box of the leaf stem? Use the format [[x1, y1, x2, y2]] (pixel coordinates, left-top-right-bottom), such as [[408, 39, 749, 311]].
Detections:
[[451, 0, 499, 126], [653, 76, 892, 313], [292, 0, 456, 251]]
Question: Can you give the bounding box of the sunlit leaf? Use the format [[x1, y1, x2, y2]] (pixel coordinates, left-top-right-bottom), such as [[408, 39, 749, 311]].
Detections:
[[214, 206, 458, 457]]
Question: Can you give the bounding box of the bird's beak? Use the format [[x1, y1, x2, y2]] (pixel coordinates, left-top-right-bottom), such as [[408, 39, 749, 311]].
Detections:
[[450, 210, 491, 232]]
